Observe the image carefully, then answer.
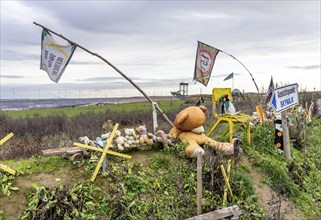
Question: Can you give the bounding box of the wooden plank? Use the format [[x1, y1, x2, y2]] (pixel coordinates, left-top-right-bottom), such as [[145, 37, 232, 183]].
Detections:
[[42, 146, 84, 155], [185, 205, 242, 220]]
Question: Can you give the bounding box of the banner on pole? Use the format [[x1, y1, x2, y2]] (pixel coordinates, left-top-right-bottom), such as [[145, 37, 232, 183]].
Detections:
[[40, 29, 76, 83], [265, 76, 275, 104], [193, 41, 219, 86], [223, 72, 234, 81]]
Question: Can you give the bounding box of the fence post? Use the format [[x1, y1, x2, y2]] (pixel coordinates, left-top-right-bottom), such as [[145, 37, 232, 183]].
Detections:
[[281, 111, 291, 160], [152, 102, 158, 134], [197, 152, 202, 215]]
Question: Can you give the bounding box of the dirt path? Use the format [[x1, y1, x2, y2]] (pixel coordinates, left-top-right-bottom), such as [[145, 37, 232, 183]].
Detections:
[[0, 166, 87, 220], [240, 157, 305, 220]]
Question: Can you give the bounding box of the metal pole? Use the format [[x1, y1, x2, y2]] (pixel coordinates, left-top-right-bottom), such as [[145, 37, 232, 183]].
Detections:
[[33, 22, 173, 127]]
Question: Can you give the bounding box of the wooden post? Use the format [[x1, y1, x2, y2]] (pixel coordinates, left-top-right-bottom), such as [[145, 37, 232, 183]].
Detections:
[[197, 152, 202, 215], [152, 102, 158, 133], [281, 111, 291, 160]]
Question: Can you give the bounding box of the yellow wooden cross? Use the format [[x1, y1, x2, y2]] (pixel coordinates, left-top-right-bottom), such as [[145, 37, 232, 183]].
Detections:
[[73, 143, 132, 159], [0, 132, 14, 145], [72, 123, 132, 182], [44, 37, 69, 58], [222, 160, 232, 207], [221, 160, 233, 207], [0, 133, 16, 175]]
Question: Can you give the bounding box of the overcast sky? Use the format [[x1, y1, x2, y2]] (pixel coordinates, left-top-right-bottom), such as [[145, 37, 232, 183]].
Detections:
[[1, 0, 320, 99]]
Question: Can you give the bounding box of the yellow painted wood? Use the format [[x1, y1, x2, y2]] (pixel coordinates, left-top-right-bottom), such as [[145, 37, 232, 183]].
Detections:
[[247, 122, 251, 145], [222, 160, 231, 207], [220, 164, 233, 199], [0, 133, 14, 145], [209, 88, 252, 145], [0, 133, 17, 175], [0, 164, 16, 175], [256, 104, 265, 123], [107, 150, 132, 159], [91, 123, 118, 182], [207, 115, 251, 145], [73, 142, 132, 159]]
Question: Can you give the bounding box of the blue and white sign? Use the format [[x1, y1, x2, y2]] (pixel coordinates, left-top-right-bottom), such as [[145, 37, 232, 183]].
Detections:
[[270, 83, 299, 112]]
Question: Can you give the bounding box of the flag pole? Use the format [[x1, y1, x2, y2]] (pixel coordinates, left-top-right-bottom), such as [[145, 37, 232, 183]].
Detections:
[[218, 49, 260, 95], [33, 22, 173, 127], [232, 72, 234, 91]]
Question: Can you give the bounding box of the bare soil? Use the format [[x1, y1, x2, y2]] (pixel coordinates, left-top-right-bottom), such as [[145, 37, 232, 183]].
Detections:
[[240, 157, 305, 220], [0, 166, 87, 220]]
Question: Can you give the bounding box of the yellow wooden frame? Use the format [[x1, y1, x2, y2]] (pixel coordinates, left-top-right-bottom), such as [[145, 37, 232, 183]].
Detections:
[[207, 88, 252, 145], [73, 123, 132, 182], [0, 133, 16, 175]]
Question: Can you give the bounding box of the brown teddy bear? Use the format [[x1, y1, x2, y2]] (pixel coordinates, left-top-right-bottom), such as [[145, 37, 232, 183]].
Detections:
[[135, 125, 154, 145], [169, 106, 234, 158], [155, 130, 172, 148]]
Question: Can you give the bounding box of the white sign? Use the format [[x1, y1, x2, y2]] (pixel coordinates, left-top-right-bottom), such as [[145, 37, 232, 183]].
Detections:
[[270, 83, 299, 112]]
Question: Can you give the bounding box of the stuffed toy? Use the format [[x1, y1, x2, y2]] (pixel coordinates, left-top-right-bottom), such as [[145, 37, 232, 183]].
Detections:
[[124, 128, 139, 146], [79, 136, 95, 147], [219, 94, 236, 114], [135, 125, 154, 145], [155, 130, 172, 148], [169, 106, 235, 158], [101, 132, 111, 141], [114, 130, 129, 150]]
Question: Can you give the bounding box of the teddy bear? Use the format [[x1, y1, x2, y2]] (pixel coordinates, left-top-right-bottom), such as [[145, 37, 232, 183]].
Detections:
[[114, 130, 129, 150], [155, 130, 172, 148], [135, 125, 154, 145], [169, 105, 235, 158], [79, 136, 95, 146], [124, 128, 139, 146]]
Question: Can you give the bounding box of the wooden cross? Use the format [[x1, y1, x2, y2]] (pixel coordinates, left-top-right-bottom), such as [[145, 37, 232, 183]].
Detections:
[[73, 123, 132, 182], [221, 160, 233, 207], [0, 133, 16, 175]]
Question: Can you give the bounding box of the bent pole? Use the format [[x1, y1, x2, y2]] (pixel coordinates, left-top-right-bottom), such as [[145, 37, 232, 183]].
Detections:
[[219, 50, 260, 95], [33, 22, 173, 127]]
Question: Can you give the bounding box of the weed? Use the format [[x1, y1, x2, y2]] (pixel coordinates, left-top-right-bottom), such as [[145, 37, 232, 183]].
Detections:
[[0, 172, 18, 197]]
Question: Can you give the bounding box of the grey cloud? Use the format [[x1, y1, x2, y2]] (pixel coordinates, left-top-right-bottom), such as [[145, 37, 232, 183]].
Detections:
[[15, 1, 320, 59], [1, 1, 320, 99], [1, 50, 39, 61], [0, 75, 25, 79], [69, 60, 102, 65], [76, 76, 140, 82], [287, 65, 320, 70]]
